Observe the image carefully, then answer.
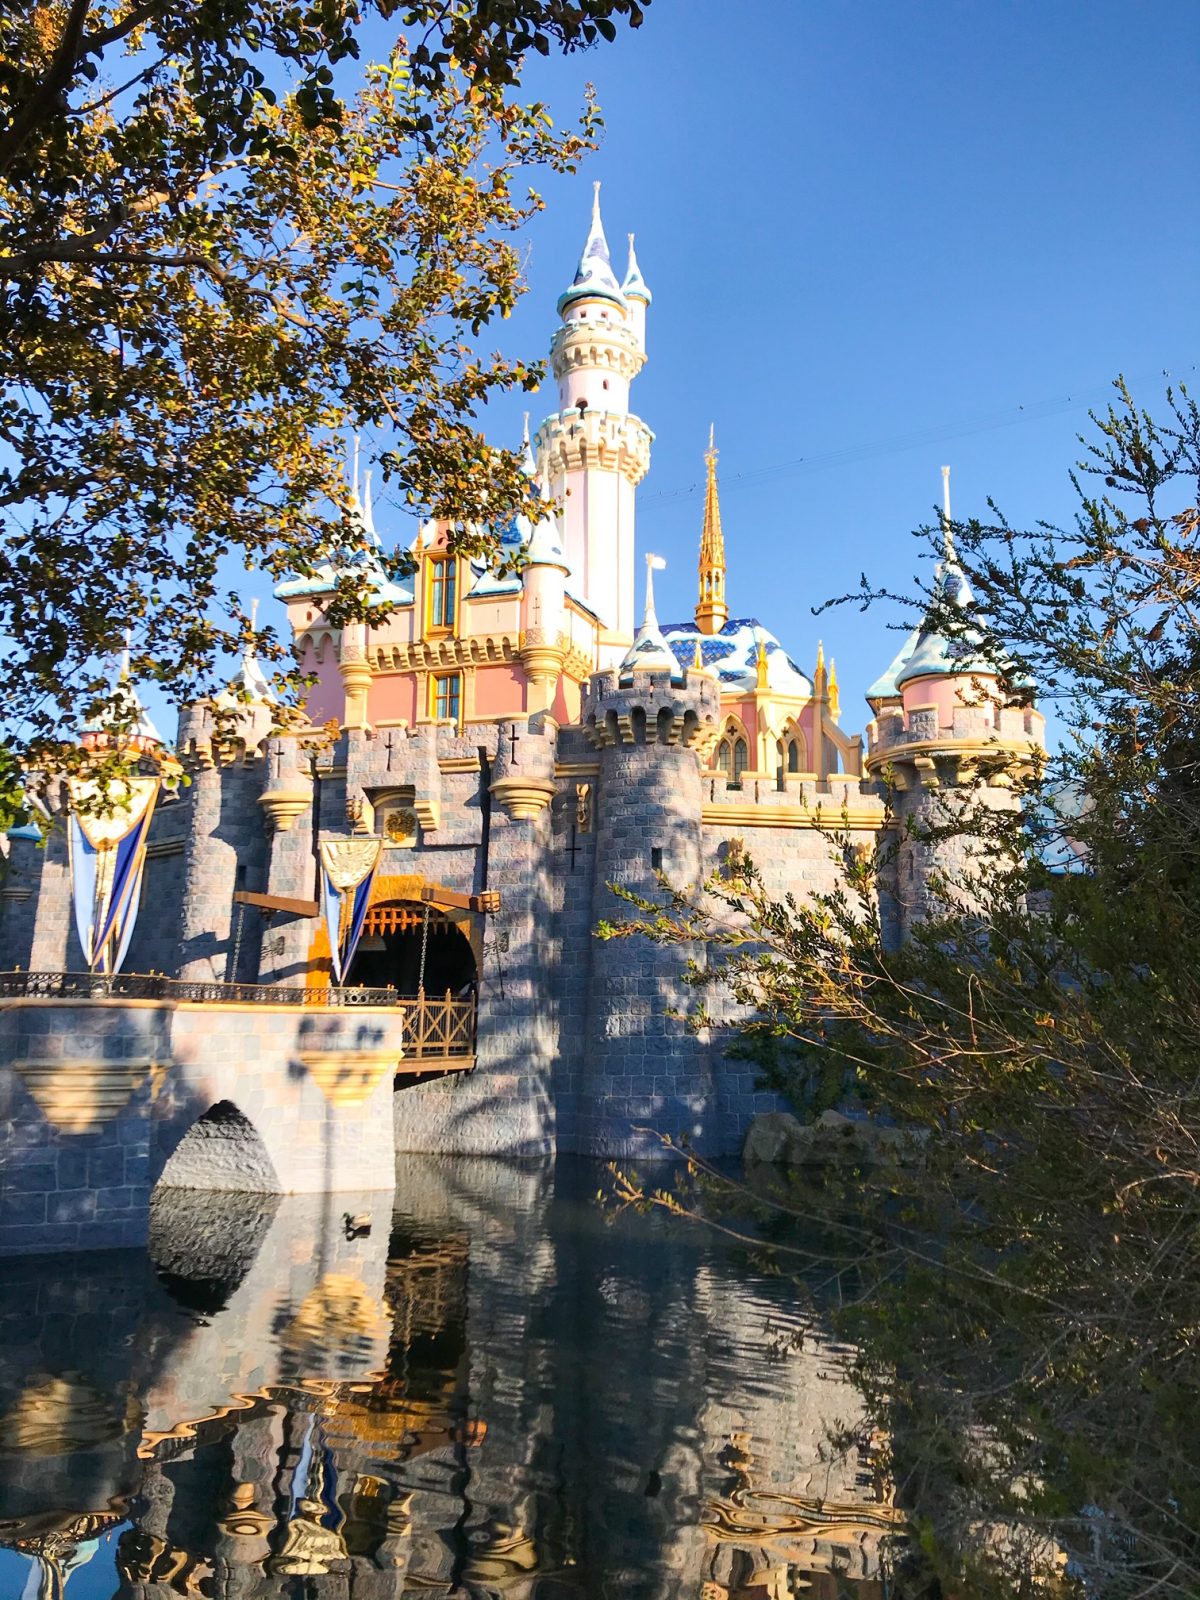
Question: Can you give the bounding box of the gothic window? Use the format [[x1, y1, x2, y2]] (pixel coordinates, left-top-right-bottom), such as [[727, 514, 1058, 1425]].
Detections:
[[432, 671, 462, 724], [427, 556, 457, 634], [713, 720, 750, 789], [788, 738, 801, 773], [732, 737, 748, 787]]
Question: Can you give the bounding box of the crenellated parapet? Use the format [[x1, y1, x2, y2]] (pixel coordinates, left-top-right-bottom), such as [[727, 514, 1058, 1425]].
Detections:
[[581, 667, 722, 756], [865, 698, 1045, 790], [535, 409, 653, 489], [176, 699, 274, 773], [550, 317, 645, 385]]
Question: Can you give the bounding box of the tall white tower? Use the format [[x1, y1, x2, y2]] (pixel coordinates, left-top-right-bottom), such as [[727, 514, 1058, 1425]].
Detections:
[[535, 184, 653, 668]]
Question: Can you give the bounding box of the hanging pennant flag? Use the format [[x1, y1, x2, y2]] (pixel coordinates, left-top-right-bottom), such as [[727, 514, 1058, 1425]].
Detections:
[[320, 838, 383, 984], [66, 775, 159, 973]]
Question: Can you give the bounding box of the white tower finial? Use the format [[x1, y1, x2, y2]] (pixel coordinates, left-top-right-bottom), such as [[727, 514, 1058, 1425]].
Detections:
[[644, 553, 666, 629], [363, 468, 378, 544], [941, 465, 954, 559]]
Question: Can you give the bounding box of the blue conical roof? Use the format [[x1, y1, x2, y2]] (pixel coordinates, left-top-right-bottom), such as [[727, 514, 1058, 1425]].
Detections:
[[621, 233, 652, 304], [557, 183, 626, 315]]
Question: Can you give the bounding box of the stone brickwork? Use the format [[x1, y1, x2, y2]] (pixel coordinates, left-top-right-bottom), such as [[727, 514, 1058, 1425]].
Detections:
[[0, 653, 1035, 1228], [0, 998, 402, 1255]]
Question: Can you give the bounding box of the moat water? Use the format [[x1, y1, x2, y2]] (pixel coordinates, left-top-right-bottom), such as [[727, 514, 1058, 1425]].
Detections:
[[0, 1157, 896, 1598]]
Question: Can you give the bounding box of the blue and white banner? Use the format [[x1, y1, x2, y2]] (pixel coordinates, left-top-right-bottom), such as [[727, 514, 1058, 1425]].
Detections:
[[66, 776, 159, 973], [320, 838, 383, 984]]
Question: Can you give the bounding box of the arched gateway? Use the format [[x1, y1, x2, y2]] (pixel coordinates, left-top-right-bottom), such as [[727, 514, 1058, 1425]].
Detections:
[[348, 901, 477, 998]]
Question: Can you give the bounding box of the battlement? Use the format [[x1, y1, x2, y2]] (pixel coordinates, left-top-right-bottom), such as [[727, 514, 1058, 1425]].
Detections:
[[582, 668, 721, 752], [550, 317, 645, 383], [535, 409, 654, 487], [866, 697, 1045, 781]]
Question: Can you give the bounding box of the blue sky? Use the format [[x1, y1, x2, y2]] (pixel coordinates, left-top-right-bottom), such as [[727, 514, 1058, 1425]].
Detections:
[[294, 0, 1196, 730]]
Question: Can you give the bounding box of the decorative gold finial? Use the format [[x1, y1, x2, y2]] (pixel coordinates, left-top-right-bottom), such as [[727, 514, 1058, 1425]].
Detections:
[[695, 425, 728, 636], [693, 637, 703, 671], [755, 634, 769, 691], [828, 657, 840, 721]]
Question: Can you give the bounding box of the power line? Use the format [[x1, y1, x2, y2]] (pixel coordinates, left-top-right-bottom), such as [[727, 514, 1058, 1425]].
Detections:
[[639, 365, 1195, 508]]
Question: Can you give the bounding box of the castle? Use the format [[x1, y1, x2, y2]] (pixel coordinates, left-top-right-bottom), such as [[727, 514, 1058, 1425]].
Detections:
[[0, 185, 1045, 1163]]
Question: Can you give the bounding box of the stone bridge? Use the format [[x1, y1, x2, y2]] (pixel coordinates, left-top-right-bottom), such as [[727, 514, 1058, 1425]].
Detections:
[[0, 993, 412, 1255]]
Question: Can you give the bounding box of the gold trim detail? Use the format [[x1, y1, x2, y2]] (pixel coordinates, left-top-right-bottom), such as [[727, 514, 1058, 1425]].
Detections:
[[702, 803, 886, 831]]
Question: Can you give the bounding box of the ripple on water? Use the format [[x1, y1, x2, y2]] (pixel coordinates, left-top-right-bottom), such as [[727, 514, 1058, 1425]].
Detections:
[[0, 1156, 900, 1597]]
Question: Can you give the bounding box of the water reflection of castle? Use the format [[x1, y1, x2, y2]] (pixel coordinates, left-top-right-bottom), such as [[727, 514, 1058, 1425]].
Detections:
[[0, 1161, 900, 1598]]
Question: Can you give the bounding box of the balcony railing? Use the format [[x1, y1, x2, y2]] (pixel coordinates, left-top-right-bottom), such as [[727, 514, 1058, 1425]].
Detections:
[[0, 971, 479, 1064], [0, 970, 398, 1008], [404, 989, 478, 1062]]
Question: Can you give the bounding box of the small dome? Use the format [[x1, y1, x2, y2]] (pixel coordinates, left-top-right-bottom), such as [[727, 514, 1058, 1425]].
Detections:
[[215, 646, 274, 708], [661, 618, 811, 696], [619, 620, 681, 682]]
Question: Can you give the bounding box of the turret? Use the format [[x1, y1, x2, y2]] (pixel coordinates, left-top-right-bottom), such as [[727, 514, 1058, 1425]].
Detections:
[[694, 426, 728, 636], [865, 469, 1045, 943], [621, 232, 652, 353], [580, 558, 722, 1154], [536, 183, 653, 666]]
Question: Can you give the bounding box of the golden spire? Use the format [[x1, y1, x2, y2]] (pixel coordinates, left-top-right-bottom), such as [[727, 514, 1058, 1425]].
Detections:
[[754, 630, 769, 690], [694, 423, 729, 636], [693, 637, 703, 671], [828, 656, 840, 721]]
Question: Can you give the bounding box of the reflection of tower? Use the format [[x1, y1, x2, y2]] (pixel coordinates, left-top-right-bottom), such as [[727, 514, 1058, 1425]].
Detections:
[[536, 184, 653, 666]]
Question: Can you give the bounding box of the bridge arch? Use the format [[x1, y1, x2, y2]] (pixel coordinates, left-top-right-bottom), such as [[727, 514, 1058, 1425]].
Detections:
[[155, 1100, 280, 1194]]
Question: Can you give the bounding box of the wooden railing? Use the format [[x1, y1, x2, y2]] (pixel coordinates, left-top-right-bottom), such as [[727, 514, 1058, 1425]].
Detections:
[[404, 990, 478, 1062]]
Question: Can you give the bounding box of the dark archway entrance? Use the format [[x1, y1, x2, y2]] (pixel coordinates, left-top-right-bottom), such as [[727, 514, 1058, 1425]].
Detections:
[[348, 901, 477, 998]]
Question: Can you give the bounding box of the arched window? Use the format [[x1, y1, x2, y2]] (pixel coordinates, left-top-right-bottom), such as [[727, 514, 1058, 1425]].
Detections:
[[787, 739, 801, 773], [732, 738, 748, 788], [713, 719, 750, 789]]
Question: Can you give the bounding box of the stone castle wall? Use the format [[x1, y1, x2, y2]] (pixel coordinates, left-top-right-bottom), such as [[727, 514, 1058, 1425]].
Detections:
[[0, 669, 1031, 1175]]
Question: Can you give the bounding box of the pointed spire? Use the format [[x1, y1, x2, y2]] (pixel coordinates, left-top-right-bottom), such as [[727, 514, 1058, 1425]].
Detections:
[[694, 425, 729, 636], [362, 469, 379, 546], [693, 637, 703, 671], [557, 181, 626, 316], [621, 232, 652, 304], [814, 640, 827, 700], [941, 464, 954, 560], [828, 657, 840, 721], [755, 632, 769, 691], [220, 598, 274, 707], [521, 412, 537, 478], [524, 462, 569, 571], [644, 552, 665, 628], [619, 554, 678, 681]]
